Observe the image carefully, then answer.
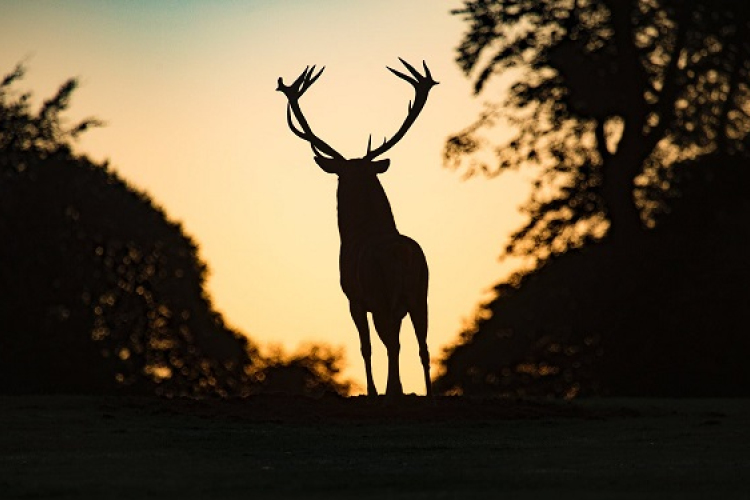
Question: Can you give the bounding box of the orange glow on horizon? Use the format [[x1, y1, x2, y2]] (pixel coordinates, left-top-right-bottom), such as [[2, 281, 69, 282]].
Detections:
[[1, 0, 530, 394]]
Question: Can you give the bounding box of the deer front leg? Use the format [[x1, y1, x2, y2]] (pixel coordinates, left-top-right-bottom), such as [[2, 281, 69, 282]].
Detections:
[[373, 313, 403, 399], [349, 301, 377, 398]]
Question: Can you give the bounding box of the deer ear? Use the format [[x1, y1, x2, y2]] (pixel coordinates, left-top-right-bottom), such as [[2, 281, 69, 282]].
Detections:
[[314, 156, 341, 175], [371, 159, 391, 174]]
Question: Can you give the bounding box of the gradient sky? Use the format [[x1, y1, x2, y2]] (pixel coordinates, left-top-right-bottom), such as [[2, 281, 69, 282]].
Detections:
[[1, 0, 530, 394]]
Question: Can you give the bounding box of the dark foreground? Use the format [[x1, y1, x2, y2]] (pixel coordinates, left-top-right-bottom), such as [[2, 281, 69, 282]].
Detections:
[[1, 395, 748, 499]]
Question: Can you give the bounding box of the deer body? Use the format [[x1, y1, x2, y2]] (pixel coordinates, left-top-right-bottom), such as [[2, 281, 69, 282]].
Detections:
[[333, 164, 429, 396], [278, 60, 437, 398]]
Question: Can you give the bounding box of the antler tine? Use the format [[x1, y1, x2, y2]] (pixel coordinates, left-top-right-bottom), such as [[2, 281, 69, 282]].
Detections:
[[297, 65, 325, 95], [386, 65, 418, 86], [422, 60, 435, 83], [363, 59, 439, 160], [278, 65, 343, 160], [397, 58, 423, 81], [305, 66, 325, 88], [289, 66, 309, 93]]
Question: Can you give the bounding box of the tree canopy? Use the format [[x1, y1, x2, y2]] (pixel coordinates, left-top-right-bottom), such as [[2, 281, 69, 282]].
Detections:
[[446, 0, 750, 261], [437, 1, 750, 397], [0, 64, 350, 397]]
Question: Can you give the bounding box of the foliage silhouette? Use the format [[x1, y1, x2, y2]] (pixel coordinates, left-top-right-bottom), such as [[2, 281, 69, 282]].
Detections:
[[438, 1, 750, 397], [436, 151, 750, 397], [0, 64, 350, 397], [248, 344, 353, 397], [446, 0, 750, 260]]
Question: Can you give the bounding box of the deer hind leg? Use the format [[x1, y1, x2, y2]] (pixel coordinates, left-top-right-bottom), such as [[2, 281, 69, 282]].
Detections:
[[409, 298, 432, 398], [373, 312, 403, 398], [349, 301, 377, 397]]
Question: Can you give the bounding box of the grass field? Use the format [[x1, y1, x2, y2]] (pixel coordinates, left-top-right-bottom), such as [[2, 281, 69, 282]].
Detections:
[[1, 395, 748, 499]]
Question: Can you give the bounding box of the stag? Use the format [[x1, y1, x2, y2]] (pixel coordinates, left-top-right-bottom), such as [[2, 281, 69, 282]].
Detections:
[[277, 59, 438, 399]]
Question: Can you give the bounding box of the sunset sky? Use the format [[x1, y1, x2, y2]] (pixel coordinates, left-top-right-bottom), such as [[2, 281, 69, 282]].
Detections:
[[1, 1, 531, 394]]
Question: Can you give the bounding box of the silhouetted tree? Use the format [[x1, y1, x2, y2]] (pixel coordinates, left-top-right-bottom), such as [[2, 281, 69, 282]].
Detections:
[[446, 0, 750, 260], [0, 64, 394, 398], [437, 1, 750, 397], [0, 64, 260, 395], [436, 151, 750, 397]]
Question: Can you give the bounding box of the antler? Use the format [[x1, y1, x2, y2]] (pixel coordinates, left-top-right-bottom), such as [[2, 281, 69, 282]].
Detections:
[[277, 66, 344, 160], [363, 59, 439, 160]]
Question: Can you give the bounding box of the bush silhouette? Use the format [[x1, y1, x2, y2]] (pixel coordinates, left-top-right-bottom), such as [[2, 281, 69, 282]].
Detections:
[[1, 64, 351, 397], [436, 153, 750, 397]]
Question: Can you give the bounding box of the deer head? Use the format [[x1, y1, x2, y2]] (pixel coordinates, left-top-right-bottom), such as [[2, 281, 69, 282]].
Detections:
[[276, 59, 438, 176]]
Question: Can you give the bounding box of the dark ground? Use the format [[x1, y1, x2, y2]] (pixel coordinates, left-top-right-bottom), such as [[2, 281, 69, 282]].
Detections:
[[1, 395, 748, 499]]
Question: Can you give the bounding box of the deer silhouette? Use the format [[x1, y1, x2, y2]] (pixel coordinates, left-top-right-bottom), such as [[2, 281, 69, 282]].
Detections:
[[277, 59, 438, 399]]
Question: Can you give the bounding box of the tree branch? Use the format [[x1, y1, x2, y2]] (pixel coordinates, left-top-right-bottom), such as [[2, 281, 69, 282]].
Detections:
[[643, 8, 689, 153]]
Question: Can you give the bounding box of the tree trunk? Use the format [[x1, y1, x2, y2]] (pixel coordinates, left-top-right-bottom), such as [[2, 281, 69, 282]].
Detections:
[[599, 0, 651, 245], [600, 120, 648, 245]]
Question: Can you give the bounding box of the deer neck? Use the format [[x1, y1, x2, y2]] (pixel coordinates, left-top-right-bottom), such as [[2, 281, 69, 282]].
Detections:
[[336, 176, 398, 246]]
